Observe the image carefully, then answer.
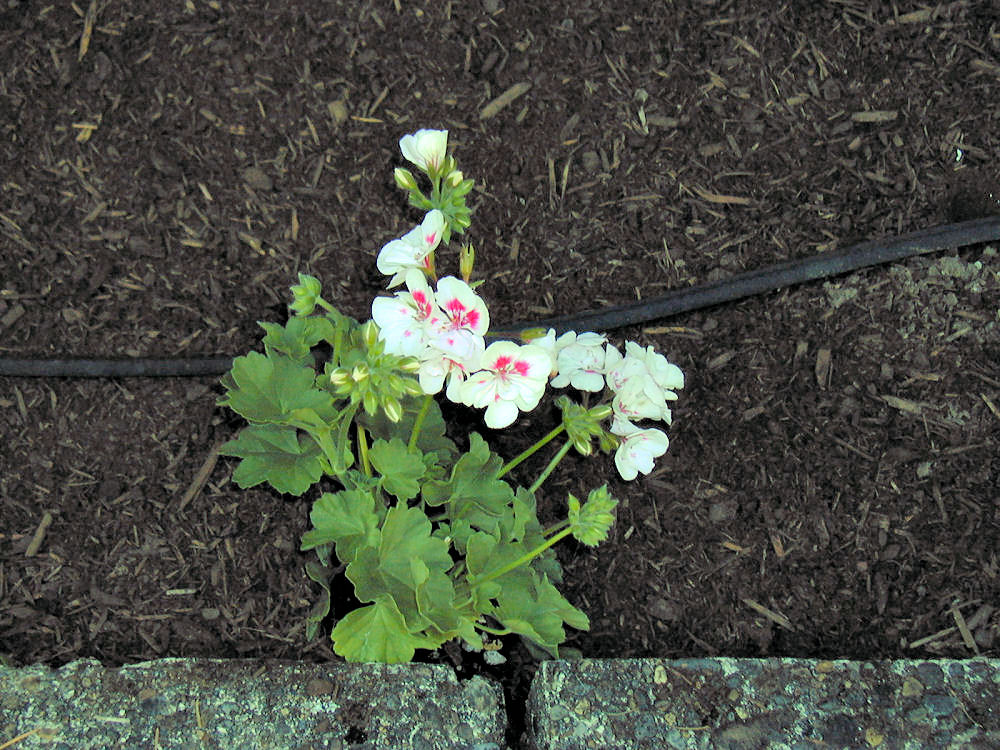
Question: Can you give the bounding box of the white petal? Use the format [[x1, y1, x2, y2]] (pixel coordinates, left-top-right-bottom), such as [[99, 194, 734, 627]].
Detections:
[[484, 399, 519, 429]]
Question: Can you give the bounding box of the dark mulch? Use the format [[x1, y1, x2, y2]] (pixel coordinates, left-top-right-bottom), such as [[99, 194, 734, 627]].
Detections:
[[2, 0, 999, 736]]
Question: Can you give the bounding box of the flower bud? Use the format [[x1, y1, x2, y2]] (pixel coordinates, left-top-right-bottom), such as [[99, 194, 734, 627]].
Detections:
[[394, 167, 418, 191], [360, 320, 380, 350], [446, 169, 463, 188], [352, 363, 369, 382], [329, 368, 350, 386], [459, 243, 475, 283], [381, 395, 403, 423], [398, 356, 421, 374], [362, 389, 379, 416], [588, 404, 613, 421]]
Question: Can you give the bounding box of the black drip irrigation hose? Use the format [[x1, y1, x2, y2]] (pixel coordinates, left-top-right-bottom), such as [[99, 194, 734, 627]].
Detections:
[[2, 216, 999, 379]]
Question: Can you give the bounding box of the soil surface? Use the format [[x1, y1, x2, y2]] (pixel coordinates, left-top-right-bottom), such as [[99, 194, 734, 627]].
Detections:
[[2, 0, 999, 727]]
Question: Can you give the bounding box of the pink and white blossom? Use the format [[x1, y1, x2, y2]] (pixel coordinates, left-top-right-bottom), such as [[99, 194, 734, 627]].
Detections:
[[605, 341, 681, 424], [371, 269, 436, 356], [611, 420, 670, 481], [459, 342, 551, 429], [376, 210, 445, 287], [418, 328, 486, 402], [399, 129, 449, 174], [550, 332, 607, 392], [429, 276, 489, 337]]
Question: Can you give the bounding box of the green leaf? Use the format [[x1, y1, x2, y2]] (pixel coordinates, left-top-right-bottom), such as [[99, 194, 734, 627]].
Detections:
[[221, 352, 332, 423], [346, 504, 454, 631], [493, 570, 590, 657], [331, 597, 440, 663], [429, 433, 515, 552], [220, 424, 324, 496], [369, 438, 425, 501], [568, 485, 619, 547], [300, 489, 380, 562], [304, 559, 335, 641], [260, 316, 335, 365]]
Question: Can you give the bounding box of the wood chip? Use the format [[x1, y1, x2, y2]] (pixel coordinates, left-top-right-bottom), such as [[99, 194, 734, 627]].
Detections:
[[742, 597, 795, 631], [25, 511, 53, 557], [851, 110, 898, 123], [690, 185, 752, 205], [479, 81, 532, 119]]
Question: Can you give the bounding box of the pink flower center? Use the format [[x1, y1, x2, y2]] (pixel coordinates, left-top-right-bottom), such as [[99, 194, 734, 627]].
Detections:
[[444, 298, 480, 330]]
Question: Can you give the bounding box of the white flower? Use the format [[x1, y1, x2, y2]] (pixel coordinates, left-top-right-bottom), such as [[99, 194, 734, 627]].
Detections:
[[550, 332, 607, 392], [371, 269, 436, 356], [376, 210, 445, 287], [611, 420, 670, 481], [399, 129, 449, 174], [459, 342, 551, 429], [429, 276, 489, 337], [418, 328, 485, 401], [604, 341, 682, 424]]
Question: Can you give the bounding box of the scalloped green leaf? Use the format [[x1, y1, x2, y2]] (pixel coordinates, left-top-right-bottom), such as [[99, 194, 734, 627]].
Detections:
[[300, 489, 380, 563], [331, 597, 441, 663], [221, 352, 332, 423], [260, 316, 335, 365], [369, 438, 425, 501], [219, 424, 324, 496]]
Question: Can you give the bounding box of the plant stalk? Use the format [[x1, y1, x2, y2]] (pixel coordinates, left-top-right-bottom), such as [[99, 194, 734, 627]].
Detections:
[[498, 424, 565, 479], [529, 440, 574, 494]]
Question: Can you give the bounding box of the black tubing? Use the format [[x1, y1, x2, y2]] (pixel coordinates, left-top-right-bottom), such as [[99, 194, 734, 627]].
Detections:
[[490, 215, 1000, 336], [2, 216, 999, 378]]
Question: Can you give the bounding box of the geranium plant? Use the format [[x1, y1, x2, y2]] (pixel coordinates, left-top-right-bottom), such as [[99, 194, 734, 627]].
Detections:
[[218, 129, 684, 663]]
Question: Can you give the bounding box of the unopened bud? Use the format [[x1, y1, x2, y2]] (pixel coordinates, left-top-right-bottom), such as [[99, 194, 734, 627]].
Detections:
[[589, 404, 613, 421], [520, 327, 548, 343], [381, 395, 403, 423], [446, 169, 463, 188], [394, 167, 417, 191], [398, 356, 421, 373], [573, 436, 593, 456], [362, 389, 379, 416], [360, 320, 380, 350], [352, 363, 369, 382], [459, 243, 475, 283], [330, 368, 350, 386]]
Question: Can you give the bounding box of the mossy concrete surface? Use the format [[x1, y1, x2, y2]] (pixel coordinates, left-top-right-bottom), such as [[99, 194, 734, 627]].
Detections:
[[525, 658, 1000, 749], [0, 658, 505, 749], [3, 658, 999, 749]]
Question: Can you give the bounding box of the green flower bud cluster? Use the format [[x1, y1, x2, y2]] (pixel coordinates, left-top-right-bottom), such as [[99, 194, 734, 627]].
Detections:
[[289, 273, 322, 316], [399, 152, 475, 244], [328, 321, 424, 422], [568, 485, 619, 547], [556, 395, 616, 456]]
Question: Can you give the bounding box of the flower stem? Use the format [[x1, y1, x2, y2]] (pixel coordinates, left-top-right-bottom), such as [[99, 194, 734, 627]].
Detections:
[[529, 440, 573, 494], [471, 526, 573, 588], [542, 518, 570, 537], [476, 624, 511, 636], [408, 394, 433, 452], [498, 424, 565, 479]]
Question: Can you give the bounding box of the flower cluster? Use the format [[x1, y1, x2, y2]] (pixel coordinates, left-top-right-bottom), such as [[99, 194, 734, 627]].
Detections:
[[371, 129, 685, 479]]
